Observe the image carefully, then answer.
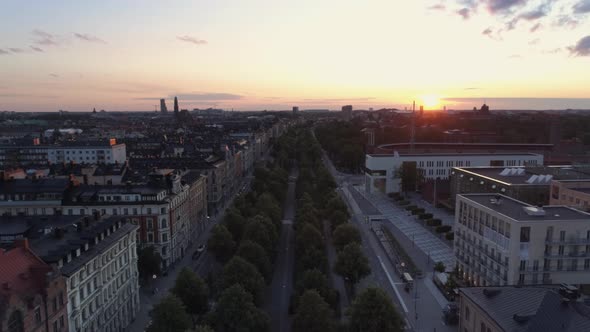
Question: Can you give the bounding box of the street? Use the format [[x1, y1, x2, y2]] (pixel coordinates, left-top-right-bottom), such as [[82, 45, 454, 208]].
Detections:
[[317, 140, 455, 332], [265, 167, 297, 332]]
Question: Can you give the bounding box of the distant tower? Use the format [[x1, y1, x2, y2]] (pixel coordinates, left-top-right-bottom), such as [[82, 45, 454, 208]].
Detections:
[[174, 96, 179, 114], [292, 106, 299, 114], [410, 101, 416, 151], [160, 99, 168, 113], [342, 105, 353, 121]]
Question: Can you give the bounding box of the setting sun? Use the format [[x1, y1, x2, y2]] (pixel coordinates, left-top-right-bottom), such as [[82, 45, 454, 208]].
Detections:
[[420, 94, 441, 110]]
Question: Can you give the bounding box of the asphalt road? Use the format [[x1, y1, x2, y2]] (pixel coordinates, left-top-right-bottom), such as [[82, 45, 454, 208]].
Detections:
[[265, 167, 298, 332]]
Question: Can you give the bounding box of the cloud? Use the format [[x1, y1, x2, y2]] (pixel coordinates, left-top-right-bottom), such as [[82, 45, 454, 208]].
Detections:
[[428, 3, 446, 11], [528, 38, 540, 45], [568, 35, 590, 56], [49, 73, 59, 78], [542, 47, 562, 54], [177, 35, 208, 45], [0, 49, 10, 55], [136, 93, 242, 101], [302, 97, 375, 103], [573, 0, 590, 14], [74, 33, 106, 43], [0, 93, 59, 99], [8, 48, 25, 54], [30, 46, 44, 52], [555, 16, 579, 29], [486, 0, 527, 14], [464, 87, 481, 90], [32, 29, 60, 46], [530, 22, 542, 33], [508, 54, 522, 58], [457, 8, 471, 19]]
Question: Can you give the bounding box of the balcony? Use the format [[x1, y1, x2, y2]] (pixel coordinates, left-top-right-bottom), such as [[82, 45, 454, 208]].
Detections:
[[545, 238, 590, 245], [544, 251, 590, 259]]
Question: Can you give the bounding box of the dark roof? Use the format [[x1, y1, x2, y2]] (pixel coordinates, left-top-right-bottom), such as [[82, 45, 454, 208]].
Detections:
[[0, 215, 82, 238], [30, 216, 138, 276], [454, 166, 590, 185], [0, 178, 68, 194], [460, 194, 590, 222], [460, 287, 590, 332]]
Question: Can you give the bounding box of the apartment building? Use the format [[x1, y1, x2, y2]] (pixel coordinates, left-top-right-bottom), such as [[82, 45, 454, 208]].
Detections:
[[0, 240, 68, 332], [365, 152, 544, 194], [30, 216, 140, 332], [0, 139, 126, 167], [455, 193, 590, 287]]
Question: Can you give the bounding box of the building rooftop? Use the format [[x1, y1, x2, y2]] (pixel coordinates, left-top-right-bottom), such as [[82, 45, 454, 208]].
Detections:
[[0, 244, 51, 296], [460, 194, 590, 222], [460, 287, 590, 332], [368, 152, 542, 158], [0, 178, 69, 194], [454, 166, 590, 185], [30, 216, 137, 276]]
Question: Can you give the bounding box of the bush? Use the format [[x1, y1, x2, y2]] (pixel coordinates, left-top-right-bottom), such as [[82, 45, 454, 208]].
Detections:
[[426, 218, 442, 227], [445, 232, 454, 241], [436, 225, 452, 233], [411, 208, 425, 215], [418, 213, 433, 220], [405, 205, 417, 211]]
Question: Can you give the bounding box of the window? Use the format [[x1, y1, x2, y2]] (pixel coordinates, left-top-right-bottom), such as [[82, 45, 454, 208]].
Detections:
[[147, 208, 152, 214], [59, 315, 65, 328], [59, 292, 64, 306], [53, 296, 58, 312], [465, 305, 470, 321], [148, 233, 154, 242], [520, 227, 531, 242], [518, 274, 525, 284], [557, 260, 563, 271], [162, 246, 167, 256], [34, 307, 42, 323], [162, 233, 168, 242], [584, 259, 590, 270], [53, 320, 58, 332], [558, 245, 564, 255], [161, 218, 167, 228], [8, 310, 24, 332], [560, 230, 566, 241]]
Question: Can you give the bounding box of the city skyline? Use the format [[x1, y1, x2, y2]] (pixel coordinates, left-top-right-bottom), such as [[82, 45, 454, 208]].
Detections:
[[1, 0, 590, 112]]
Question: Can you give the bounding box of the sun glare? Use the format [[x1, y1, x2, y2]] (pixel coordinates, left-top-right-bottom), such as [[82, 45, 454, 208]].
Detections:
[[420, 94, 441, 110]]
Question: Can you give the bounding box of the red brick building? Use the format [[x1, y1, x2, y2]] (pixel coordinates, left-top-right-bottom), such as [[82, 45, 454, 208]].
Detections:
[[0, 240, 68, 332]]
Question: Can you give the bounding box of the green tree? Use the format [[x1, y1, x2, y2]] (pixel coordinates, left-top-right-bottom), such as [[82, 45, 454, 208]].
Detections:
[[147, 295, 192, 332], [221, 256, 266, 305], [328, 210, 349, 231], [334, 243, 371, 290], [207, 224, 236, 263], [297, 247, 328, 274], [255, 192, 283, 228], [296, 223, 324, 255], [296, 269, 330, 299], [223, 208, 247, 242], [332, 223, 361, 251], [213, 284, 270, 332], [293, 290, 335, 332], [242, 215, 278, 259], [137, 246, 161, 281], [434, 261, 446, 273], [347, 287, 404, 332], [188, 326, 214, 332], [172, 268, 209, 317], [236, 240, 272, 282]]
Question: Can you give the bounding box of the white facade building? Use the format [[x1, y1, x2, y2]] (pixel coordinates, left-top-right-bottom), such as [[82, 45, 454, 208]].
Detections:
[[365, 152, 544, 193], [31, 217, 140, 332], [455, 193, 590, 287]]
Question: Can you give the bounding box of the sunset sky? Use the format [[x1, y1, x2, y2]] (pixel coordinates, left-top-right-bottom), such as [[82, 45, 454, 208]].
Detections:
[[1, 0, 590, 112]]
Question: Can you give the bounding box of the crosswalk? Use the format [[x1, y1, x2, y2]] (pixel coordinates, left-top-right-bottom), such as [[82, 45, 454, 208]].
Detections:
[[354, 185, 456, 270]]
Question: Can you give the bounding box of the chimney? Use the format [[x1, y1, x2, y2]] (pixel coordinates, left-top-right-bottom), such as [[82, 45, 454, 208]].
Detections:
[[14, 238, 29, 250]]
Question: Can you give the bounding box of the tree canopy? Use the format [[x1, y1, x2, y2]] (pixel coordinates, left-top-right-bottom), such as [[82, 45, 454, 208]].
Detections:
[[220, 256, 266, 305], [137, 246, 161, 280], [292, 290, 335, 332], [236, 240, 272, 283], [334, 243, 371, 286], [347, 287, 404, 332], [332, 223, 362, 251], [147, 295, 192, 332], [212, 284, 270, 332], [207, 224, 236, 263], [172, 268, 209, 316]]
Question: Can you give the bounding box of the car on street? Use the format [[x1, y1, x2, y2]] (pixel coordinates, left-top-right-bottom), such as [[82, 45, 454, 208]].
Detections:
[[192, 244, 206, 260]]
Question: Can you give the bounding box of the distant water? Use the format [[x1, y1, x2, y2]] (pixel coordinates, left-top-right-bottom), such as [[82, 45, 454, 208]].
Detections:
[[441, 98, 590, 111]]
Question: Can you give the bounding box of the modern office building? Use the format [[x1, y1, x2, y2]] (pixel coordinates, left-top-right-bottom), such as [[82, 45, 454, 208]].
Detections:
[[365, 152, 544, 194], [30, 216, 140, 332], [550, 179, 590, 212], [449, 165, 590, 208], [342, 105, 353, 121], [173, 96, 179, 113], [459, 286, 590, 332], [455, 193, 590, 287]]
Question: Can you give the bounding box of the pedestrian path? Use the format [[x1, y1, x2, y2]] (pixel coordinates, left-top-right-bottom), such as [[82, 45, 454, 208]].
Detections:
[[354, 185, 455, 270]]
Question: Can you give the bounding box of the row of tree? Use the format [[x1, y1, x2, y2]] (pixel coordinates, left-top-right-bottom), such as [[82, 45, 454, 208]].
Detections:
[[145, 130, 292, 332], [290, 129, 404, 332], [315, 120, 365, 173]]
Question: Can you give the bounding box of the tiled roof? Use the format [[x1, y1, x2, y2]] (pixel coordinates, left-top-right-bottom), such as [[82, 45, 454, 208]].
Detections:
[[0, 246, 48, 294]]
